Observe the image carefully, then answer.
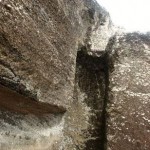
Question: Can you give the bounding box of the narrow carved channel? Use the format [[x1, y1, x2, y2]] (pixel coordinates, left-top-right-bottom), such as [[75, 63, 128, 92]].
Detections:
[[75, 48, 110, 149], [100, 53, 110, 150]]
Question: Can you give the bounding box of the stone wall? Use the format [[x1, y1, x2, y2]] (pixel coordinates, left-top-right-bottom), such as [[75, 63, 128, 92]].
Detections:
[[0, 0, 112, 149], [106, 33, 150, 150], [0, 0, 150, 150]]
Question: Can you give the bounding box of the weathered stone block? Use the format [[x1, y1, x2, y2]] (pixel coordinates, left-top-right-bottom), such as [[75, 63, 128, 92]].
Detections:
[[107, 33, 150, 150]]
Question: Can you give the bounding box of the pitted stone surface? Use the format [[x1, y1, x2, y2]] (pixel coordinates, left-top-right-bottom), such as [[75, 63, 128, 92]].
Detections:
[[107, 33, 150, 150], [0, 0, 112, 149], [1, 0, 149, 149]]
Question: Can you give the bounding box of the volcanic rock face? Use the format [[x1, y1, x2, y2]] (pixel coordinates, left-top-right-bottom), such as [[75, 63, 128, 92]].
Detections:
[[106, 33, 150, 150], [0, 0, 112, 149], [0, 0, 150, 150], [0, 0, 110, 106]]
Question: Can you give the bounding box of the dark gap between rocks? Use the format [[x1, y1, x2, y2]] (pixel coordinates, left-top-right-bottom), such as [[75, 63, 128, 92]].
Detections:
[[75, 48, 109, 150], [100, 52, 109, 150]]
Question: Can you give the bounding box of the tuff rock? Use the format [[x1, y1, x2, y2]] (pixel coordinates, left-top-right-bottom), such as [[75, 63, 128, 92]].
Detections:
[[106, 33, 150, 150], [0, 0, 112, 149], [0, 0, 150, 150]]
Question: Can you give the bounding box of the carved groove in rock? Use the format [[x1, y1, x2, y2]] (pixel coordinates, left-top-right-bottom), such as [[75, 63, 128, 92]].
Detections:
[[75, 48, 110, 150]]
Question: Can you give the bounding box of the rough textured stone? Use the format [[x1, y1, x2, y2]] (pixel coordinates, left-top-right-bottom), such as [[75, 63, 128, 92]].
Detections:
[[0, 0, 110, 106], [0, 0, 112, 149], [107, 33, 150, 150], [1, 0, 150, 149]]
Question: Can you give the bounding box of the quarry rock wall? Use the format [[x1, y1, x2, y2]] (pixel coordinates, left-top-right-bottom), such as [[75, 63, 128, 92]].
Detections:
[[0, 0, 150, 150]]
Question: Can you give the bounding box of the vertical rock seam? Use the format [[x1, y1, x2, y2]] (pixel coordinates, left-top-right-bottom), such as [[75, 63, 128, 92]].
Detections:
[[75, 48, 113, 150], [100, 53, 109, 150]]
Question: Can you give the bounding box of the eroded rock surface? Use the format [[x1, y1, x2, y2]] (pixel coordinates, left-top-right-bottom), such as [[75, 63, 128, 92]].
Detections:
[[0, 0, 150, 150], [107, 33, 150, 150], [0, 0, 112, 149]]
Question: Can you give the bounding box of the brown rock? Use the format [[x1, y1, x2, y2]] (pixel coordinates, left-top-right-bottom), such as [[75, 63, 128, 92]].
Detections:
[[0, 0, 112, 149]]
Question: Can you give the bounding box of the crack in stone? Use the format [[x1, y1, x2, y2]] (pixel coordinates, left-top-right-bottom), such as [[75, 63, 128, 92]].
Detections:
[[75, 48, 110, 150], [100, 53, 110, 150]]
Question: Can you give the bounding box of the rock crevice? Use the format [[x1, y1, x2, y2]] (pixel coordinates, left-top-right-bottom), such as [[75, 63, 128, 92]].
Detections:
[[0, 0, 150, 149]]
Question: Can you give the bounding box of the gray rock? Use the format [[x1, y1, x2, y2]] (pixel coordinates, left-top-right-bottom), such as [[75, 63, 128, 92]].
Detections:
[[106, 33, 150, 150]]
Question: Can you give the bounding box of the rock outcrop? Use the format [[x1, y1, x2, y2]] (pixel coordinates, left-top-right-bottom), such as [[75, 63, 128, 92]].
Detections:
[[0, 0, 112, 149], [106, 33, 150, 150], [0, 0, 150, 150]]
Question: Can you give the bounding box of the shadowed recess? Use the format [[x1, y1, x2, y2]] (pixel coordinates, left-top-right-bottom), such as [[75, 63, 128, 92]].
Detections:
[[0, 85, 66, 116], [76, 49, 107, 150]]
